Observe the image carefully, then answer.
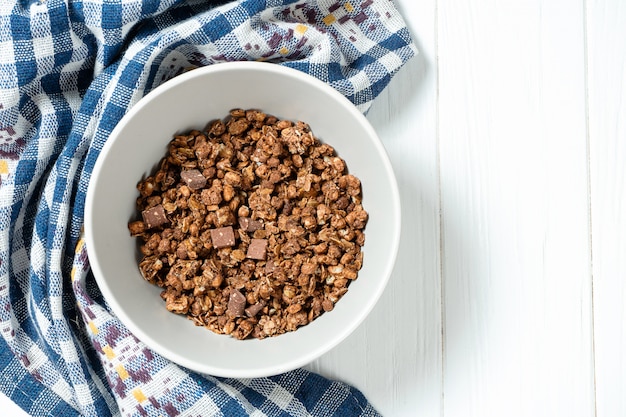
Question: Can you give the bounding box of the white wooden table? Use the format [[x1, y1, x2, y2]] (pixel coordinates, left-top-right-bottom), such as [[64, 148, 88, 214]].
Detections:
[[3, 1, 625, 415], [308, 0, 625, 416]]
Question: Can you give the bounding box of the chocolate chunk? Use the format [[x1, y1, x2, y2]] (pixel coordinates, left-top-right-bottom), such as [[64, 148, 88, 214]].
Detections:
[[238, 217, 262, 232], [227, 289, 246, 317], [142, 205, 168, 229], [265, 259, 276, 274], [210, 226, 235, 248], [246, 238, 267, 260], [245, 300, 266, 318], [180, 169, 207, 190]]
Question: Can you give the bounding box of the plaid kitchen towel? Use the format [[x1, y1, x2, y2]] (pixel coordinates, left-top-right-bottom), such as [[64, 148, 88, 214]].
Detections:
[[0, 0, 416, 416]]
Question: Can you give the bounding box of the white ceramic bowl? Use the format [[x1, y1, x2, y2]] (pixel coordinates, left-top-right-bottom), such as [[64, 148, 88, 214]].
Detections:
[[85, 61, 400, 378]]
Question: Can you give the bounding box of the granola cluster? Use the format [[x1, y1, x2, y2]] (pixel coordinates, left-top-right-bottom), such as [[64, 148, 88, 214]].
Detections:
[[128, 109, 368, 339]]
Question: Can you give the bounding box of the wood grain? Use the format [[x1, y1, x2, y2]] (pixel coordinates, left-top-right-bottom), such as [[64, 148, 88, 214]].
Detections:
[[437, 1, 594, 416], [587, 0, 626, 416]]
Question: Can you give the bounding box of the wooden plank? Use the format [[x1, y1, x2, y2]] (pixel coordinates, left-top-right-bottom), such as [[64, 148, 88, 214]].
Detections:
[[587, 1, 626, 415], [437, 1, 595, 416], [306, 2, 443, 416]]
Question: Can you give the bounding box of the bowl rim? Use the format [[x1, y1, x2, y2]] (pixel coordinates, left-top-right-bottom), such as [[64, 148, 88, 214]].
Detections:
[[84, 61, 401, 377]]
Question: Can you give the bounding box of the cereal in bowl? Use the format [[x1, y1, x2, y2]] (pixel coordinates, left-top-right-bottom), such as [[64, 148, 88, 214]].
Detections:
[[128, 109, 368, 339]]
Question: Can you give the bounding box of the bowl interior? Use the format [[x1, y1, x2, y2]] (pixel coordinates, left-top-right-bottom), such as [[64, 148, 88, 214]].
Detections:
[[85, 62, 400, 378]]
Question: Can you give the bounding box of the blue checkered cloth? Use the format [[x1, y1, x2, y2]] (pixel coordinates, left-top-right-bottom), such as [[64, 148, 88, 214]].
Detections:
[[0, 0, 415, 415]]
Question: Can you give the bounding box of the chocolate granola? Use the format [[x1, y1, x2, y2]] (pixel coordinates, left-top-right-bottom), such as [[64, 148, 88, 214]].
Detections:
[[128, 109, 368, 339]]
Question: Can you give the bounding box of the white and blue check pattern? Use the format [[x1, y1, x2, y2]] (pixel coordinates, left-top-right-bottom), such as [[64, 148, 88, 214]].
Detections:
[[0, 0, 416, 415]]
